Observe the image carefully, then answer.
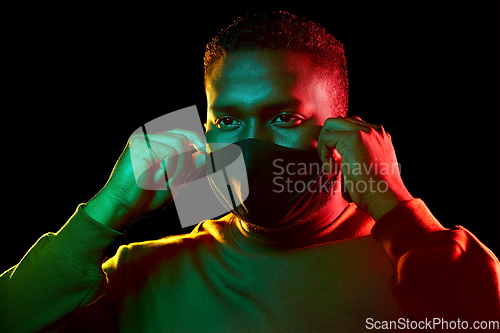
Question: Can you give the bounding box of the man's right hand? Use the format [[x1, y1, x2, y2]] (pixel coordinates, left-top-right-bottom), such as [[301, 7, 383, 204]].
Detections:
[[85, 128, 206, 231]]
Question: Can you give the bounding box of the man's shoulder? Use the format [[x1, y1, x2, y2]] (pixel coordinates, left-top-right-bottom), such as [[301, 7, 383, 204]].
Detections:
[[109, 215, 233, 263], [102, 217, 232, 279]]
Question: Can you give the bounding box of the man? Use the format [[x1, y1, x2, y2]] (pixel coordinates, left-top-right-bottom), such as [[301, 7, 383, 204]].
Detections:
[[1, 11, 499, 332]]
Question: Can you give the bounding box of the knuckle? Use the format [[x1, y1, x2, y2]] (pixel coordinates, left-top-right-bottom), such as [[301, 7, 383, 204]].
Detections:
[[324, 117, 340, 125], [129, 134, 145, 143], [170, 135, 190, 149], [166, 131, 190, 144], [351, 130, 363, 140], [129, 136, 148, 149]]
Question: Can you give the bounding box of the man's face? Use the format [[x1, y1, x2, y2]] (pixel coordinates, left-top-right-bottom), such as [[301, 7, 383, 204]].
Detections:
[[205, 50, 335, 150]]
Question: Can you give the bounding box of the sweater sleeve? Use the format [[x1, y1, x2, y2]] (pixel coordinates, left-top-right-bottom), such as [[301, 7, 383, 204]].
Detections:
[[371, 199, 500, 322], [0, 204, 124, 333]]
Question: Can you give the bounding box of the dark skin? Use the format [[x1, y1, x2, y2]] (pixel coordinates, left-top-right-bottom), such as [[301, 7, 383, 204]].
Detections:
[[204, 50, 333, 149], [204, 50, 348, 238], [204, 50, 412, 236], [85, 49, 413, 234]]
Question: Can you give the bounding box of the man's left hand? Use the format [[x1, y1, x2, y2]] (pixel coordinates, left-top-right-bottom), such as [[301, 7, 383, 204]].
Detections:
[[317, 116, 413, 220]]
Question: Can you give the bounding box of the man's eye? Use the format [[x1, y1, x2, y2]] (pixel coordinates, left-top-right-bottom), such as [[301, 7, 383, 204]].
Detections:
[[215, 116, 241, 130], [272, 114, 303, 127]]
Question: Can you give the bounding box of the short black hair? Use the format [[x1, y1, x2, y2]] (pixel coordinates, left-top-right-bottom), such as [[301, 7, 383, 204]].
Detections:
[[204, 11, 348, 116]]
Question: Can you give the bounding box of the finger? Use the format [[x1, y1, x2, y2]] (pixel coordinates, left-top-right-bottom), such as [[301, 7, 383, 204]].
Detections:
[[128, 137, 175, 190], [131, 129, 207, 189], [132, 133, 188, 187], [319, 130, 352, 160], [318, 118, 354, 162], [140, 129, 206, 154], [167, 128, 207, 154], [147, 141, 179, 187], [157, 133, 192, 187], [129, 136, 176, 169], [321, 117, 371, 133], [168, 151, 207, 189], [167, 151, 207, 187], [317, 130, 351, 172], [193, 151, 206, 171], [344, 116, 382, 132], [159, 154, 189, 189], [154, 160, 169, 184], [166, 150, 206, 189], [129, 129, 203, 191]]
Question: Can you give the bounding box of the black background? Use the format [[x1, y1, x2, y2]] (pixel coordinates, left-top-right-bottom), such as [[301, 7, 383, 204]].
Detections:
[[2, 3, 499, 271]]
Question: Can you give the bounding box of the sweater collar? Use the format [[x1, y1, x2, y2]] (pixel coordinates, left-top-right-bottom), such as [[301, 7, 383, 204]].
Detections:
[[229, 203, 375, 254]]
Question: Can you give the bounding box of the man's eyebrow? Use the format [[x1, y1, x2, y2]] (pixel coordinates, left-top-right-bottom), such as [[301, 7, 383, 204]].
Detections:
[[209, 104, 233, 113], [209, 100, 302, 114]]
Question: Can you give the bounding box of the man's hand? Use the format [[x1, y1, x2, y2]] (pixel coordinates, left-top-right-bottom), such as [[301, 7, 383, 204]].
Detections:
[[85, 128, 206, 231], [317, 116, 413, 220]]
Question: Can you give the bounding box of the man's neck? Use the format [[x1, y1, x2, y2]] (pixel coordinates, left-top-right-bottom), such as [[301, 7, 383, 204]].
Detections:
[[238, 193, 351, 243]]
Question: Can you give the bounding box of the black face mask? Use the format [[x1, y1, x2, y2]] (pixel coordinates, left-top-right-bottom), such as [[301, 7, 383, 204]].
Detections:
[[205, 139, 342, 228]]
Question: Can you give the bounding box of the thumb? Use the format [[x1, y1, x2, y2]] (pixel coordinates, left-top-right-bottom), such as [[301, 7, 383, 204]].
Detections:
[[193, 151, 206, 171], [318, 130, 348, 172]]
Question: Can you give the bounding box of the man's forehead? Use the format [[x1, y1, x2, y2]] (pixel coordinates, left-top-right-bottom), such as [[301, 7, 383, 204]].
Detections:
[[206, 50, 324, 111], [207, 50, 305, 86]]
